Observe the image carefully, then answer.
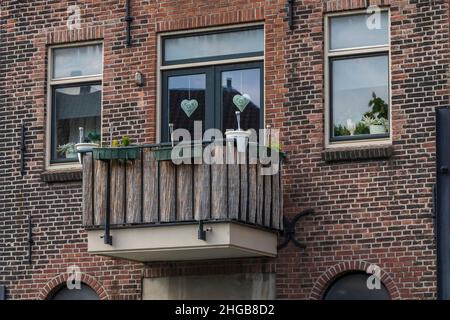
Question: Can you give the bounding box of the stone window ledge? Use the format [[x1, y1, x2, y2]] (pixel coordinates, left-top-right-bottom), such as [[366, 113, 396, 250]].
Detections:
[[41, 170, 82, 183], [322, 145, 393, 162]]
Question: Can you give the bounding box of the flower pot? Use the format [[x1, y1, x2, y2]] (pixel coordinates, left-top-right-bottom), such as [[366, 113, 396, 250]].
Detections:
[[225, 130, 251, 153], [65, 151, 78, 160], [76, 142, 99, 163], [369, 125, 386, 135]]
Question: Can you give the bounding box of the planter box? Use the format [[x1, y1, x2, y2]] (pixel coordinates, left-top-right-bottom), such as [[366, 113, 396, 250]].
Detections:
[[93, 146, 139, 161], [154, 144, 203, 161]]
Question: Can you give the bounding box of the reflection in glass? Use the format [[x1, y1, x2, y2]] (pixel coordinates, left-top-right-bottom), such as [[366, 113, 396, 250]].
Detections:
[[331, 55, 389, 139], [53, 84, 101, 161], [222, 68, 261, 132], [53, 44, 102, 79], [168, 74, 206, 138], [330, 12, 388, 50], [164, 28, 264, 63]]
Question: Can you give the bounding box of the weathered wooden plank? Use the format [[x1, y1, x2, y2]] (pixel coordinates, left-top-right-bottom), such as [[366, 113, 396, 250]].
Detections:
[[248, 163, 257, 224], [256, 164, 264, 226], [143, 150, 159, 223], [110, 160, 125, 225], [239, 155, 248, 223], [82, 153, 93, 226], [159, 161, 176, 222], [211, 145, 227, 219], [279, 164, 284, 230], [228, 148, 240, 220], [194, 164, 210, 221], [94, 160, 107, 226], [126, 157, 142, 224], [271, 170, 280, 229], [177, 164, 193, 221], [264, 172, 272, 228]]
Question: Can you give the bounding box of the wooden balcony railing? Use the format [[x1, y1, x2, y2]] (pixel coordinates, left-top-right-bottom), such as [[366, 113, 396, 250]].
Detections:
[[81, 143, 283, 243]]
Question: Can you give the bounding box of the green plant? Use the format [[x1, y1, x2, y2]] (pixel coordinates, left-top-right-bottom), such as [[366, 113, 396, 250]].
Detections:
[[334, 124, 350, 137], [354, 122, 370, 135], [365, 92, 388, 119], [87, 132, 101, 144], [57, 142, 76, 155], [334, 122, 370, 136], [112, 139, 120, 147], [121, 136, 130, 146], [361, 115, 389, 128]]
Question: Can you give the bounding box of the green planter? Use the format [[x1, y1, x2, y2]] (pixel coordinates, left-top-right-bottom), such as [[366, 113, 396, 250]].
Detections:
[[154, 144, 203, 161], [93, 146, 140, 161]]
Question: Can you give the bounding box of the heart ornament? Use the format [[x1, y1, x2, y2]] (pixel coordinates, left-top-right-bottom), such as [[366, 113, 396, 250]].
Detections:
[[233, 94, 250, 112], [180, 99, 199, 118]]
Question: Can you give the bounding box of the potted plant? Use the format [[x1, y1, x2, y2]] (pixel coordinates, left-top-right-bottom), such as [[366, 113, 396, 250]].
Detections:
[[57, 142, 77, 159], [361, 92, 389, 135], [361, 115, 389, 134], [76, 131, 101, 163]]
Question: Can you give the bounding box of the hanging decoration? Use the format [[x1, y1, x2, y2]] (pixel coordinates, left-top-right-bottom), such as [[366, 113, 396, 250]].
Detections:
[[180, 77, 198, 117], [181, 99, 198, 118], [233, 71, 250, 112]]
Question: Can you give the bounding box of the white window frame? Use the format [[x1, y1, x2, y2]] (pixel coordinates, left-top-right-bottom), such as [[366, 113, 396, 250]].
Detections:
[[156, 23, 265, 143], [46, 41, 103, 170], [324, 9, 392, 148]]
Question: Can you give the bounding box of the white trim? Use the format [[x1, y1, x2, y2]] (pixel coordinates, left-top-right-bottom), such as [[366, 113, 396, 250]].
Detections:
[[46, 41, 104, 171], [324, 9, 392, 148], [156, 23, 265, 143]]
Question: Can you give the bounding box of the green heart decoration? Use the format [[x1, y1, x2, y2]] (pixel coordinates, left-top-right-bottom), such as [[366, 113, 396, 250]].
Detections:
[[181, 99, 199, 118], [233, 94, 250, 112]]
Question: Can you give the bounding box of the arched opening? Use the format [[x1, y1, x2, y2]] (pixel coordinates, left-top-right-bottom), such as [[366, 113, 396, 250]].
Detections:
[[47, 283, 100, 300], [323, 272, 390, 300]]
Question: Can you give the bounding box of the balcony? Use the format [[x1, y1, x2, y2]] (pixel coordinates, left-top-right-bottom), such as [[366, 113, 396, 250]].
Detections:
[[81, 143, 283, 262]]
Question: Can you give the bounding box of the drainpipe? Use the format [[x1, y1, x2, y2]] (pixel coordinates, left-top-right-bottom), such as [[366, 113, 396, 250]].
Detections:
[[436, 107, 450, 300]]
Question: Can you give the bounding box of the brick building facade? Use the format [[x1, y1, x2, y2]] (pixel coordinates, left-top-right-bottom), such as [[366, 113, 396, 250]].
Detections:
[[0, 0, 449, 300]]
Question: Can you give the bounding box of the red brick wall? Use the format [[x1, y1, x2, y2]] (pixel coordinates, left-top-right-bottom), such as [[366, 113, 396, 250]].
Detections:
[[0, 0, 449, 300]]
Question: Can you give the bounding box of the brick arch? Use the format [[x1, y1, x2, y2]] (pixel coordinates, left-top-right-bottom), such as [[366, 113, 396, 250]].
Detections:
[[309, 261, 401, 300], [38, 273, 109, 300]]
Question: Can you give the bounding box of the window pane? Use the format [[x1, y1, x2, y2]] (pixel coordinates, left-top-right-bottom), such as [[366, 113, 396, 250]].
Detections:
[[168, 74, 206, 138], [331, 55, 389, 140], [164, 28, 263, 63], [53, 84, 101, 162], [330, 12, 388, 50], [53, 44, 102, 79], [222, 68, 261, 132]]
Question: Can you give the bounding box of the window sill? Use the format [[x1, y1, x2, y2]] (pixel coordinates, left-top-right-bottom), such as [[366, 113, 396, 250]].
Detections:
[[322, 144, 393, 162], [41, 169, 82, 183]]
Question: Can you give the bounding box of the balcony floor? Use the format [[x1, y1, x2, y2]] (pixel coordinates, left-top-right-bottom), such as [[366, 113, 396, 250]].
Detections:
[[87, 221, 277, 262]]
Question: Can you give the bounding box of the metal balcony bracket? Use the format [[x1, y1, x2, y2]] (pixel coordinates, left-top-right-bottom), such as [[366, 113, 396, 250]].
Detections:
[[198, 220, 207, 241], [287, 0, 295, 30], [278, 208, 313, 250], [20, 121, 26, 176]]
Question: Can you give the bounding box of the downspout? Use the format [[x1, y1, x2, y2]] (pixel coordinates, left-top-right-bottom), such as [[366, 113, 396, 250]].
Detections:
[[436, 107, 450, 300], [125, 0, 134, 47]]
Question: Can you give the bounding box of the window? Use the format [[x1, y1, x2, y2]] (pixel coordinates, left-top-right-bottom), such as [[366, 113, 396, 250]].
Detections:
[[48, 43, 102, 164], [48, 283, 100, 300], [323, 272, 390, 300], [160, 26, 264, 142], [326, 11, 390, 144]]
